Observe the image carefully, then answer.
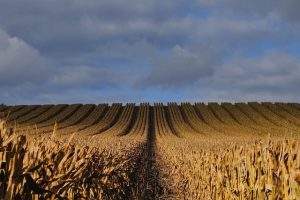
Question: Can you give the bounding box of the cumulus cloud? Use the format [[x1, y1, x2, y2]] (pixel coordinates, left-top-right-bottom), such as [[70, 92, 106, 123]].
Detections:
[[140, 45, 218, 88], [194, 51, 300, 101], [220, 52, 300, 89], [0, 28, 49, 86], [50, 65, 139, 88]]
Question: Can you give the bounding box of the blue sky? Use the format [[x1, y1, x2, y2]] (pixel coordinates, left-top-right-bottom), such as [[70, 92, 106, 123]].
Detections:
[[0, 0, 300, 104]]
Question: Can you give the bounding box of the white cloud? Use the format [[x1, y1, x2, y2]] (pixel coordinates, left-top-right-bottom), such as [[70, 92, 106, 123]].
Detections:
[[0, 28, 49, 86], [193, 51, 300, 101]]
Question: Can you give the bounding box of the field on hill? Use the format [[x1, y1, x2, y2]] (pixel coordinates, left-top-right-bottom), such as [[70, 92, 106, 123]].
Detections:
[[1, 102, 300, 199]]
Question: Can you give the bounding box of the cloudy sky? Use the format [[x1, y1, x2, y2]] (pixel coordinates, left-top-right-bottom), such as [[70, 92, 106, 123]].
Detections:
[[0, 0, 300, 104]]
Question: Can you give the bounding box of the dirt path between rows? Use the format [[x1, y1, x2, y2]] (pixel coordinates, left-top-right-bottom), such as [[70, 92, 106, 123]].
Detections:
[[129, 107, 165, 199]]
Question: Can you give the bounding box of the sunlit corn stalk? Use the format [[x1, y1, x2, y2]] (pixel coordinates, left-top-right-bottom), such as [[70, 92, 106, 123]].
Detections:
[[157, 137, 300, 200], [0, 120, 144, 199]]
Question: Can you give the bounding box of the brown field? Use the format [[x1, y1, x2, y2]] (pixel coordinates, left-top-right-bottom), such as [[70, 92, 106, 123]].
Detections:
[[1, 102, 300, 199]]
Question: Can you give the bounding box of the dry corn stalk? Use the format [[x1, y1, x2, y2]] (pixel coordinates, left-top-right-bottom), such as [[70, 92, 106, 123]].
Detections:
[[157, 137, 300, 200], [0, 120, 145, 199]]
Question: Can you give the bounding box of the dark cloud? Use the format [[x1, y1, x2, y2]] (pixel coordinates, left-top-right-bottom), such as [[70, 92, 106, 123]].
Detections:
[[0, 0, 187, 56], [195, 0, 300, 23], [50, 65, 140, 88], [140, 46, 217, 88], [194, 0, 274, 17], [277, 0, 300, 23]]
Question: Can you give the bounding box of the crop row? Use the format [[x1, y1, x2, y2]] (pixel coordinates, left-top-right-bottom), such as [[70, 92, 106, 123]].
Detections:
[[2, 103, 300, 140]]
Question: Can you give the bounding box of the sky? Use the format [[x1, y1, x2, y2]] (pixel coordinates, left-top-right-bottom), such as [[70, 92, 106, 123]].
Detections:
[[0, 0, 300, 105]]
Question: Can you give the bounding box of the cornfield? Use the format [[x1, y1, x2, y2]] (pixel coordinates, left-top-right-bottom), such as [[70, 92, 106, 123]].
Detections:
[[0, 102, 300, 199]]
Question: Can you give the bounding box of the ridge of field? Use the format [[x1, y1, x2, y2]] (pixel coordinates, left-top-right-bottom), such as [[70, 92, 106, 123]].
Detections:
[[1, 102, 300, 199], [3, 102, 300, 146], [57, 104, 108, 136]]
